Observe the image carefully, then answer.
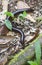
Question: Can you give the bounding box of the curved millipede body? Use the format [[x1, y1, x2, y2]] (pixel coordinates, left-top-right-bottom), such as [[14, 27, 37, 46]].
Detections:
[[8, 8, 34, 47]]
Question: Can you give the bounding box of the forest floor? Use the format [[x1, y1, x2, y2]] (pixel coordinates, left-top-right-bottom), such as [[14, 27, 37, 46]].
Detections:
[[0, 0, 42, 65]]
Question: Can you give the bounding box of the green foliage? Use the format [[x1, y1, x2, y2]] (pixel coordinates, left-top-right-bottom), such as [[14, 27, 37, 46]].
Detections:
[[19, 11, 27, 19], [23, 11, 27, 17], [35, 40, 41, 65], [28, 61, 38, 65], [4, 12, 14, 17], [4, 20, 12, 30], [41, 48, 42, 60], [28, 40, 41, 65], [36, 16, 42, 21]]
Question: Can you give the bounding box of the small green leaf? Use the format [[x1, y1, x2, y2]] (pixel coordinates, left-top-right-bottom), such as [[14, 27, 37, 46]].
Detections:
[[19, 11, 27, 19], [35, 40, 41, 65], [4, 20, 12, 30], [23, 11, 27, 17], [28, 61, 38, 65], [41, 47, 42, 58], [4, 12, 14, 17], [19, 14, 24, 19]]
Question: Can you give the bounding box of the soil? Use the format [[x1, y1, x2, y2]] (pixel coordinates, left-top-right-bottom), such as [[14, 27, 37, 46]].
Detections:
[[0, 0, 42, 65]]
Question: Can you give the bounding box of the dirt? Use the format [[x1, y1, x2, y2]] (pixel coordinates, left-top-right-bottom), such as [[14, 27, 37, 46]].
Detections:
[[0, 0, 42, 65]]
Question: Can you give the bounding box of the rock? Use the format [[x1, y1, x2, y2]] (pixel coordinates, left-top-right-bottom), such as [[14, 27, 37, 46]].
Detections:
[[16, 1, 30, 9]]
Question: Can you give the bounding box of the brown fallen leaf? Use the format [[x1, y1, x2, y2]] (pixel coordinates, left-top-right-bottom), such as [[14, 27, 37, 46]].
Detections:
[[0, 25, 9, 35]]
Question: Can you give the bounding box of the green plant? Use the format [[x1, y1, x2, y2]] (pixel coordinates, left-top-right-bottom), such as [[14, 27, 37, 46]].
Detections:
[[4, 12, 14, 17], [4, 11, 14, 30], [4, 11, 27, 30], [41, 47, 42, 59], [28, 40, 41, 65], [4, 20, 12, 30], [19, 11, 27, 20]]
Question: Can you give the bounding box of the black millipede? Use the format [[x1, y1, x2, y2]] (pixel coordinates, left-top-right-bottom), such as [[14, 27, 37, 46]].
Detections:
[[7, 8, 34, 48]]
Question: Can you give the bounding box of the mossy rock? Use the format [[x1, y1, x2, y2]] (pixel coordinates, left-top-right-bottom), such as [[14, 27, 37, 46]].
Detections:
[[8, 34, 42, 65]]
